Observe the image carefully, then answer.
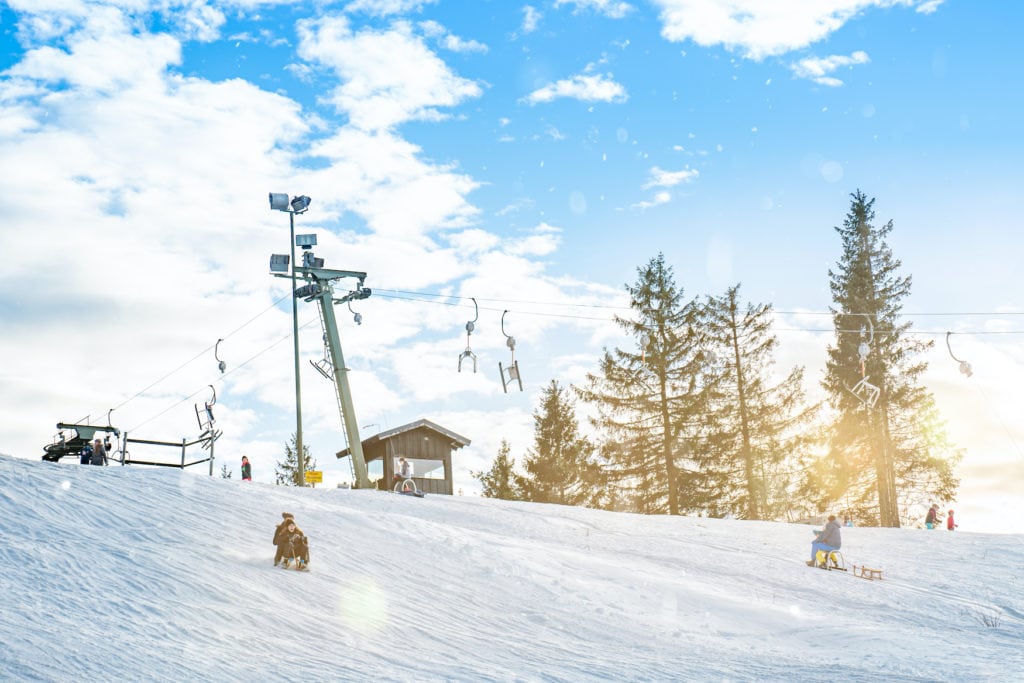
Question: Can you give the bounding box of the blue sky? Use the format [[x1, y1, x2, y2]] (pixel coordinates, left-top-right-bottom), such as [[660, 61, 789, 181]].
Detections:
[[1, 0, 1021, 531]]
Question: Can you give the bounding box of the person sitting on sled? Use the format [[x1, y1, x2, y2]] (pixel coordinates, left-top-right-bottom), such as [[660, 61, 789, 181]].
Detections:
[[272, 513, 309, 569], [808, 515, 842, 567]]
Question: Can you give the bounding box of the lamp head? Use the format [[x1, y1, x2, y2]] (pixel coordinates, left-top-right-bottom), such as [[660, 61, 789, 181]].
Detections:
[[269, 192, 290, 211], [269, 254, 290, 272], [291, 195, 311, 213]]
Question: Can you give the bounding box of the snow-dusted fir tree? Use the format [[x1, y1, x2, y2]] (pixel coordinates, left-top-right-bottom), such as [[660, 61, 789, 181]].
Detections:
[[815, 191, 960, 527], [275, 433, 317, 487], [473, 439, 520, 500], [219, 463, 232, 479], [516, 380, 601, 507], [697, 285, 819, 521], [578, 254, 709, 515]]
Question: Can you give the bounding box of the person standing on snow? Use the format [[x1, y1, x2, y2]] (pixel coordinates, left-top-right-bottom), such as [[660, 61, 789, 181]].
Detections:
[[393, 456, 412, 484], [241, 455, 252, 481], [808, 515, 842, 567], [925, 504, 940, 529], [947, 509, 958, 531], [90, 438, 109, 466]]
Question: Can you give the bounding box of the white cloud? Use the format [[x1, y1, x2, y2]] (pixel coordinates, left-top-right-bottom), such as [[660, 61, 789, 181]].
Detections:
[[443, 34, 487, 53], [790, 50, 870, 86], [7, 29, 182, 93], [507, 223, 562, 256], [555, 0, 634, 19], [632, 191, 672, 209], [171, 0, 226, 42], [642, 165, 699, 189], [297, 17, 483, 131], [522, 73, 627, 105], [344, 0, 439, 17], [522, 5, 542, 33], [311, 128, 481, 240], [916, 0, 945, 13], [419, 20, 488, 53], [649, 0, 940, 60]]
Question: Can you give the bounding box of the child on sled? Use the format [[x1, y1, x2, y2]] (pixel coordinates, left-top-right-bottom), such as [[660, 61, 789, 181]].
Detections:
[[273, 513, 310, 570]]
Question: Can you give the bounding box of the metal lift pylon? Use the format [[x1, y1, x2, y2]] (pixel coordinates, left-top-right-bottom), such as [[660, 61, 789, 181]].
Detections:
[[291, 262, 373, 489]]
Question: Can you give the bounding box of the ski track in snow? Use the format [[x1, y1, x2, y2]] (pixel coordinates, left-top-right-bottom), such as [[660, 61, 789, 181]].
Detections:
[[1, 454, 1022, 682]]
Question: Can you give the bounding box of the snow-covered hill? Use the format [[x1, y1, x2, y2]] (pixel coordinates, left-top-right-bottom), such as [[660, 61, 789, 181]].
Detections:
[[1, 454, 1021, 682]]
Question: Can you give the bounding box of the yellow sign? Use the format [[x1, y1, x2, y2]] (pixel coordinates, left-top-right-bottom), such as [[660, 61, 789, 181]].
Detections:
[[305, 470, 323, 483]]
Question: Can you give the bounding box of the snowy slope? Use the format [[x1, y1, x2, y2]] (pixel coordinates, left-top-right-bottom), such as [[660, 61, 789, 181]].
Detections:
[[1, 454, 1021, 682]]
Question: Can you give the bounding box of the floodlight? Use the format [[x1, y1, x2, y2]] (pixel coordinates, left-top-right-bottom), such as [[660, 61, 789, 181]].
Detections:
[[269, 192, 290, 211], [295, 283, 321, 299], [291, 195, 311, 213], [270, 254, 290, 272], [302, 252, 324, 269], [295, 234, 317, 248]]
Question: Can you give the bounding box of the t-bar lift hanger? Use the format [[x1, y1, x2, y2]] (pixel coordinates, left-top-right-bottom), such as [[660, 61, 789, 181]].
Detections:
[[458, 297, 478, 373], [499, 309, 523, 393]]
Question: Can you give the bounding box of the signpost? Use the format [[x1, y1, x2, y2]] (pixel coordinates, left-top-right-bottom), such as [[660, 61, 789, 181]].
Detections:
[[305, 470, 323, 487]]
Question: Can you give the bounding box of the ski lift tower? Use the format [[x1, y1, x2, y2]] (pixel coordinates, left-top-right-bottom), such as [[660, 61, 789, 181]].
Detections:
[[270, 236, 373, 489]]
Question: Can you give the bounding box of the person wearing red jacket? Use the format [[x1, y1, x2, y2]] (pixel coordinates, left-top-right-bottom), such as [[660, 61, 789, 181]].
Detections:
[[947, 509, 958, 530]]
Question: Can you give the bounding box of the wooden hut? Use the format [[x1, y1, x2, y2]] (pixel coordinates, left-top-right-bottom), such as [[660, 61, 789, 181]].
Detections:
[[336, 419, 471, 495]]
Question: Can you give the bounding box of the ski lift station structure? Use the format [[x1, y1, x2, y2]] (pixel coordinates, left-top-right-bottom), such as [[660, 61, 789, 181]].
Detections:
[[336, 419, 470, 495]]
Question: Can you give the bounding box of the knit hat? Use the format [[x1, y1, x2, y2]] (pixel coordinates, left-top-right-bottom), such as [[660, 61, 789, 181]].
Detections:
[[282, 512, 294, 520]]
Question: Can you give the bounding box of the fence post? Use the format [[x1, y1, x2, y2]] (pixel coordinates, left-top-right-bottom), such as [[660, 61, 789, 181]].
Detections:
[[209, 436, 215, 477], [181, 438, 186, 468], [122, 431, 128, 466]]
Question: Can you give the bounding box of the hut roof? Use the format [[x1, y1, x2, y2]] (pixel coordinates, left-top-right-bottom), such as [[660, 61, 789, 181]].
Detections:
[[335, 419, 471, 458]]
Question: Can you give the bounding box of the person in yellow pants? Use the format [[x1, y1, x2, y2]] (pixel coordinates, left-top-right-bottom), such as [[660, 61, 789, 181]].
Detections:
[[808, 515, 842, 567]]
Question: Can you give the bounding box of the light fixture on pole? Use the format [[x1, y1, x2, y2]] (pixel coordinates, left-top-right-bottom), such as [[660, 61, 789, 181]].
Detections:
[[269, 192, 312, 486]]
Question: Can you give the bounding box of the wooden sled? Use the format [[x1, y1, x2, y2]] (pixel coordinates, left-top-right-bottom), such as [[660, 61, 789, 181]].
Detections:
[[812, 550, 847, 571], [852, 565, 883, 581]]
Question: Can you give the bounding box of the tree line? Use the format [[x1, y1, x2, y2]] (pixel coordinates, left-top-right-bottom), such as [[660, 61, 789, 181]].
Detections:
[[473, 191, 961, 527]]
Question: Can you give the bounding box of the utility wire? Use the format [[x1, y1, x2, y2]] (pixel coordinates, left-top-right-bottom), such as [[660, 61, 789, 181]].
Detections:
[[373, 287, 1024, 318], [126, 313, 320, 434], [372, 291, 1024, 335], [109, 294, 289, 420]]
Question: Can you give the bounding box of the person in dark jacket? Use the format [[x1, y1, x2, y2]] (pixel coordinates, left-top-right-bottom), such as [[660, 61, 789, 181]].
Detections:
[[273, 513, 309, 569], [273, 513, 294, 566], [808, 515, 842, 566], [925, 504, 940, 529], [90, 438, 109, 466], [241, 456, 252, 481]]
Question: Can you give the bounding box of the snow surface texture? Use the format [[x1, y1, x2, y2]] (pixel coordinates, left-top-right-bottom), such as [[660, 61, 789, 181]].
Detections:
[[1, 454, 1022, 682]]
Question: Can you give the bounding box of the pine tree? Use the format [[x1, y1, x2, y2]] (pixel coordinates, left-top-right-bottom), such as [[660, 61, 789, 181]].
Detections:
[[698, 285, 819, 520], [577, 254, 709, 515], [472, 439, 520, 500], [818, 190, 960, 526], [516, 380, 601, 507], [275, 433, 317, 487], [219, 463, 232, 479]]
